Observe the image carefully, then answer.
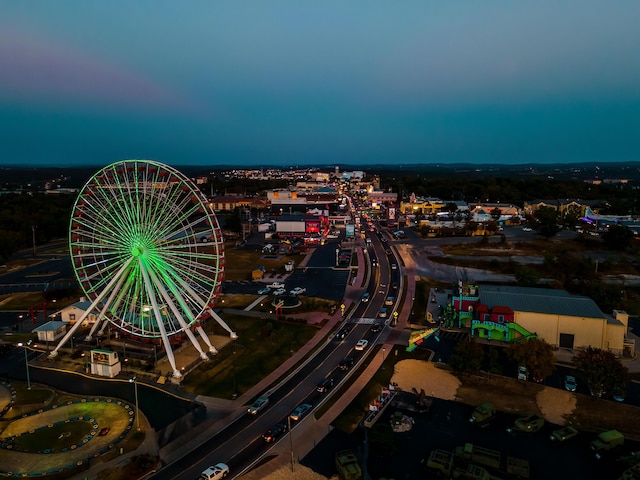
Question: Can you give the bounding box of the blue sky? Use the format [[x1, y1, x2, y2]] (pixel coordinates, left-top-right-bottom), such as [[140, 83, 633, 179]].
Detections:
[[1, 1, 639, 167]]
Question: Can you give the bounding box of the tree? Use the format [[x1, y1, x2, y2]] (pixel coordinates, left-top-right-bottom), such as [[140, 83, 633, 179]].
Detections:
[[532, 206, 561, 239], [602, 224, 634, 250], [450, 339, 484, 373], [573, 347, 629, 399], [514, 265, 539, 287], [505, 338, 556, 382]]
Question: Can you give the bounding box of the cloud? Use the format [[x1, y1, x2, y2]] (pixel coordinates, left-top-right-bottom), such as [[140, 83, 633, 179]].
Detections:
[[0, 28, 190, 112]]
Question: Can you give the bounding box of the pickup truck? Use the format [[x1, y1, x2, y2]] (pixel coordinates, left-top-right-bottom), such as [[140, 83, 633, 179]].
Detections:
[[550, 425, 579, 442], [469, 402, 496, 427], [267, 281, 285, 289], [590, 430, 624, 459]]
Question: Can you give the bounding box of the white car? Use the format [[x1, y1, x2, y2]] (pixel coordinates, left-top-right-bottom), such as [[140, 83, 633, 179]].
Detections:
[[355, 339, 368, 350], [257, 287, 271, 295], [267, 281, 285, 289], [273, 288, 286, 296], [200, 463, 229, 480], [290, 287, 306, 296], [247, 396, 269, 415]]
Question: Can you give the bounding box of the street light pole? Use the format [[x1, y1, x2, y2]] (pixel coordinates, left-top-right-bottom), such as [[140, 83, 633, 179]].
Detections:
[[382, 347, 386, 369], [288, 415, 294, 472], [129, 376, 140, 430], [18, 341, 31, 389]]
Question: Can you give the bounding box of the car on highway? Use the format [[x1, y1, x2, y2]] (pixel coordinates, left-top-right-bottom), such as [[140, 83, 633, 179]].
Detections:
[[361, 292, 370, 302], [257, 287, 271, 295], [338, 357, 354, 371], [385, 249, 392, 255], [336, 323, 354, 339], [391, 263, 397, 270], [200, 463, 229, 480], [273, 288, 286, 296], [564, 375, 577, 392], [378, 308, 388, 318], [262, 423, 287, 443], [289, 403, 312, 421], [317, 377, 335, 393], [392, 281, 398, 290], [247, 396, 269, 415], [290, 287, 306, 296], [355, 339, 368, 350], [370, 323, 383, 333]]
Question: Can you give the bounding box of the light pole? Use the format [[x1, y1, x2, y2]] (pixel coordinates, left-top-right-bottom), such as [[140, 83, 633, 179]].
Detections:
[[17, 341, 32, 389], [335, 248, 339, 266], [129, 376, 140, 431], [382, 347, 386, 369], [288, 415, 294, 472]]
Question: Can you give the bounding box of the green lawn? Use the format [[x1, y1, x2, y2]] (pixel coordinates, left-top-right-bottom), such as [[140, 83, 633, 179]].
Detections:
[[10, 420, 92, 453], [181, 314, 321, 398]]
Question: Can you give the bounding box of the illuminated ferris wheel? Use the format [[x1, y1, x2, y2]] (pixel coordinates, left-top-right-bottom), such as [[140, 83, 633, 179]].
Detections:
[[50, 159, 235, 378]]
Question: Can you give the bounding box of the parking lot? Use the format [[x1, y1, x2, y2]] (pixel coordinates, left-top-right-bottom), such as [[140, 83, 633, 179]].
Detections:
[[302, 391, 640, 479]]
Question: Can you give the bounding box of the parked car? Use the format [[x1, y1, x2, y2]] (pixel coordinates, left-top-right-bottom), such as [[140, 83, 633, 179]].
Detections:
[[289, 403, 312, 421], [550, 425, 579, 442], [612, 385, 626, 402], [338, 357, 354, 371], [355, 339, 368, 351], [267, 281, 285, 289], [247, 396, 269, 415], [517, 366, 528, 381], [200, 463, 229, 480], [317, 377, 334, 393], [257, 287, 271, 295], [273, 288, 286, 296], [564, 375, 577, 392], [522, 227, 533, 232], [262, 423, 287, 443], [507, 414, 544, 435], [290, 287, 306, 296]]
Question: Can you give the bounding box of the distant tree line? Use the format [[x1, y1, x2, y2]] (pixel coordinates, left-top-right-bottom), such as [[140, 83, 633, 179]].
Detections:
[[0, 193, 75, 262]]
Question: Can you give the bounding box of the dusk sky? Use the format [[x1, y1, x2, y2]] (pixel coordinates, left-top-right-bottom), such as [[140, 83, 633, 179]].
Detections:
[[1, 2, 639, 167]]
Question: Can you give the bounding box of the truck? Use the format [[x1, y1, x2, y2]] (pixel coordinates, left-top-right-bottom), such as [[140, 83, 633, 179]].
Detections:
[[455, 443, 501, 470], [590, 430, 624, 459], [335, 450, 362, 480], [469, 402, 497, 427], [426, 446, 529, 480]]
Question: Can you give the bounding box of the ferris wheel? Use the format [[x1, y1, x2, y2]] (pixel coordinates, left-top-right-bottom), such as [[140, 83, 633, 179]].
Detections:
[[50, 159, 236, 378]]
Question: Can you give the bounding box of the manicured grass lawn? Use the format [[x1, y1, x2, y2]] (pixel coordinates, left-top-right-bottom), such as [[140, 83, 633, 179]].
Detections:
[[11, 420, 92, 453], [181, 314, 321, 398], [13, 386, 53, 406]]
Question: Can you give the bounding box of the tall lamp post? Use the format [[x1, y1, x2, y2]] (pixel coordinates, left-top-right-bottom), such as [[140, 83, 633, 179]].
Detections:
[[129, 376, 140, 431], [17, 341, 32, 389]]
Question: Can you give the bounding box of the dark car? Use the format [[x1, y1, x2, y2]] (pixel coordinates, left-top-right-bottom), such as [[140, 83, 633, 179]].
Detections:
[[289, 403, 312, 421], [338, 357, 354, 371], [370, 323, 383, 333], [317, 377, 335, 393], [262, 423, 287, 442], [336, 323, 354, 339]]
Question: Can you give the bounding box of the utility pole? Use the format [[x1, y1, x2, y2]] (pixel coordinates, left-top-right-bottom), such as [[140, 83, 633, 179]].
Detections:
[[31, 225, 37, 257]]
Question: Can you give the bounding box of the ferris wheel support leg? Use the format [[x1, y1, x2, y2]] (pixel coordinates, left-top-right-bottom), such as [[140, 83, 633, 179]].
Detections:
[[87, 268, 129, 341], [139, 260, 182, 379], [196, 326, 217, 354], [207, 308, 237, 340], [145, 267, 210, 361], [50, 260, 134, 358]]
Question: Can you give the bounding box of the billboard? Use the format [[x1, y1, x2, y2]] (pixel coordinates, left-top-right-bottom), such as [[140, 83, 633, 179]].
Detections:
[[346, 224, 355, 238]]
